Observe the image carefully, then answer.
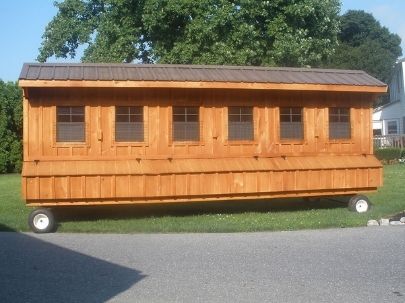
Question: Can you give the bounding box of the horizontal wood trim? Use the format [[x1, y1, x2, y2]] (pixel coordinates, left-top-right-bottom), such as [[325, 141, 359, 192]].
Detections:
[[19, 79, 387, 93], [22, 155, 382, 177], [20, 152, 376, 162]]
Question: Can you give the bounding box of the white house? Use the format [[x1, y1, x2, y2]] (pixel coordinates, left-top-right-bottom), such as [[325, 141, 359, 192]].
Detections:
[[373, 58, 405, 136]]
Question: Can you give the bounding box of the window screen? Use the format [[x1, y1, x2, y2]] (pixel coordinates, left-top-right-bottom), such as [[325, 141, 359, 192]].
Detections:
[[56, 106, 85, 142], [228, 107, 254, 140], [329, 107, 351, 139], [172, 106, 199, 141], [280, 107, 303, 140], [115, 106, 144, 142]]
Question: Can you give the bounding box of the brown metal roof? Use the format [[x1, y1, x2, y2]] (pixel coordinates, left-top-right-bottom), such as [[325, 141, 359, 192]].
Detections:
[[19, 63, 386, 87]]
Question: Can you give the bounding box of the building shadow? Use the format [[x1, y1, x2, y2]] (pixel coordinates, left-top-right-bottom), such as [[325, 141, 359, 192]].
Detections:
[[53, 196, 348, 223], [0, 232, 146, 303]]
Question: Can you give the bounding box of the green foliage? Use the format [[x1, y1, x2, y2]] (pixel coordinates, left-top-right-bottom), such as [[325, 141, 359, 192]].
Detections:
[[326, 10, 402, 83], [37, 0, 145, 63], [0, 81, 23, 173], [374, 148, 402, 161], [38, 0, 341, 67]]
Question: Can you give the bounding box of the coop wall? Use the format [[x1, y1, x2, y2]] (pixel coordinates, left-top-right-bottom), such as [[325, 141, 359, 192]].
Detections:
[[22, 87, 381, 205], [23, 87, 375, 160]]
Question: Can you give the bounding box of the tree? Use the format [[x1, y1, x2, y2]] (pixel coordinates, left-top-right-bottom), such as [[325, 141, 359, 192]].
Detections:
[[0, 81, 23, 173], [38, 0, 341, 67], [327, 10, 402, 83]]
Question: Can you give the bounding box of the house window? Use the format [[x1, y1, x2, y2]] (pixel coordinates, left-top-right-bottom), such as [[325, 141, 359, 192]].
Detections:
[[172, 106, 199, 141], [115, 106, 144, 142], [228, 107, 254, 141], [387, 120, 398, 134], [329, 107, 351, 139], [56, 106, 85, 142], [280, 107, 303, 140], [402, 117, 405, 134], [373, 129, 382, 136]]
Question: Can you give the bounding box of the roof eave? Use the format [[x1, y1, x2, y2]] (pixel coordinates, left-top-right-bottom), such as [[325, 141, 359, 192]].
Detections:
[[18, 79, 387, 94]]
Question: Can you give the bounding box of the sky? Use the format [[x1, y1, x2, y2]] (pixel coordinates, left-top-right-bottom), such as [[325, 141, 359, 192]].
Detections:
[[0, 0, 404, 82]]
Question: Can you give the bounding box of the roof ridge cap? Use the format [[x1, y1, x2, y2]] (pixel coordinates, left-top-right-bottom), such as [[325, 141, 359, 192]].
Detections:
[[21, 62, 366, 74]]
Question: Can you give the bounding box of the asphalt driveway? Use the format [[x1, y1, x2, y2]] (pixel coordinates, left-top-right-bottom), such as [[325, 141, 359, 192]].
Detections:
[[0, 227, 404, 302]]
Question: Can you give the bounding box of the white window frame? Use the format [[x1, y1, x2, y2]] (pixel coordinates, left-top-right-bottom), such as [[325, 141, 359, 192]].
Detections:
[[386, 120, 399, 135]]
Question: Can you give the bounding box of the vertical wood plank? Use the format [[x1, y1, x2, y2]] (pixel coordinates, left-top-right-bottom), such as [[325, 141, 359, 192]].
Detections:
[[55, 176, 68, 199]]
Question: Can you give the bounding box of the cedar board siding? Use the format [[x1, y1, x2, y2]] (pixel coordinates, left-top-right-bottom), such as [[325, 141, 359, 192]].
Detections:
[[22, 87, 382, 206]]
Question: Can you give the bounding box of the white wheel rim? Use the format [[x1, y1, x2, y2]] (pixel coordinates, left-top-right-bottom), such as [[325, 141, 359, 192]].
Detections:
[[33, 214, 50, 230], [355, 200, 369, 213]]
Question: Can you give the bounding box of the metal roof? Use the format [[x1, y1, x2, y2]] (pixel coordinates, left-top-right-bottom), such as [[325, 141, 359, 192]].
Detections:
[[19, 63, 386, 87]]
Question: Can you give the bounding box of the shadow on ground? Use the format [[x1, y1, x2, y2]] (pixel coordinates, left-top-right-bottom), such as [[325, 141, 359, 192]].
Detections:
[[0, 223, 16, 232], [0, 231, 145, 303], [53, 196, 349, 223]]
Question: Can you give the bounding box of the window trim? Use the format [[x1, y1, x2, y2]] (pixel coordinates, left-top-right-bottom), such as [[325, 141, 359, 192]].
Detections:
[[112, 106, 148, 146], [328, 107, 352, 141], [53, 105, 89, 146], [169, 106, 202, 144], [387, 120, 399, 135], [227, 106, 255, 142], [224, 107, 258, 145], [279, 107, 305, 142], [114, 105, 145, 143]]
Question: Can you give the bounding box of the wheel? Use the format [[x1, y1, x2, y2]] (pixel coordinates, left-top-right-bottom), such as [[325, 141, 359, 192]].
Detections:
[[348, 195, 371, 213], [28, 208, 56, 233]]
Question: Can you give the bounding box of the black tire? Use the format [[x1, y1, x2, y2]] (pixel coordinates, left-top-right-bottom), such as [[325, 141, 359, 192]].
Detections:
[[348, 195, 371, 213], [28, 208, 56, 233]]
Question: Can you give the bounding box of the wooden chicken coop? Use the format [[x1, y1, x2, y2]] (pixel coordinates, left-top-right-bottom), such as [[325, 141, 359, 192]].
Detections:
[[19, 63, 387, 232]]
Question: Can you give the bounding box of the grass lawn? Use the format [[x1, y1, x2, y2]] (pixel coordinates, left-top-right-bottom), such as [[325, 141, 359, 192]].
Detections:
[[1, 165, 404, 233]]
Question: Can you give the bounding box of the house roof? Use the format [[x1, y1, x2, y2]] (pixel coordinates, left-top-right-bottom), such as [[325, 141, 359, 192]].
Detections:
[[19, 63, 387, 93], [373, 100, 400, 113]]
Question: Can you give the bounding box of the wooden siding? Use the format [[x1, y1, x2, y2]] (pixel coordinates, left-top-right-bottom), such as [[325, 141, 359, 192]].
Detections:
[[23, 166, 382, 206], [22, 87, 382, 206], [23, 88, 376, 161]]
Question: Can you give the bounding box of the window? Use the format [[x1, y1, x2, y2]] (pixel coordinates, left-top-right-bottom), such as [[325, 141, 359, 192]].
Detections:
[[228, 107, 254, 141], [402, 117, 405, 134], [329, 107, 351, 139], [280, 107, 303, 140], [172, 106, 199, 141], [115, 106, 144, 142], [56, 106, 85, 142], [373, 129, 382, 136], [387, 120, 398, 134]]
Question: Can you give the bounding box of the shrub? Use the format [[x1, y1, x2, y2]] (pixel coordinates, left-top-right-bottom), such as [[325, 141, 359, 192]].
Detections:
[[0, 80, 22, 173], [374, 148, 402, 161]]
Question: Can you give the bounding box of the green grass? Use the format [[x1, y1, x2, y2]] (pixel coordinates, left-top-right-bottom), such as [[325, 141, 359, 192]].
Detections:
[[1, 165, 405, 233]]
